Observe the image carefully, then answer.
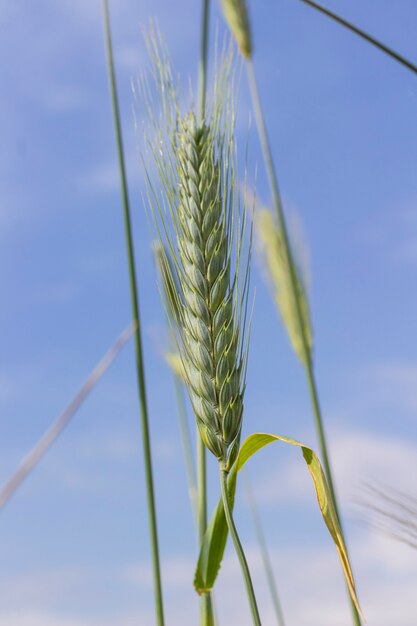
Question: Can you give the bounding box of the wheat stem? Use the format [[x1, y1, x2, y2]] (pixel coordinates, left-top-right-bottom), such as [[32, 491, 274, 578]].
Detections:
[[246, 57, 362, 626], [298, 0, 417, 77], [220, 466, 262, 626], [198, 0, 211, 121], [174, 375, 199, 518], [305, 360, 361, 626], [102, 3, 165, 624]]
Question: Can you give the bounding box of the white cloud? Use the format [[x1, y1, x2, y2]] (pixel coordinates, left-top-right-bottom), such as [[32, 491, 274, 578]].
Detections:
[[1, 531, 416, 626], [77, 155, 143, 195], [353, 194, 417, 267], [32, 282, 79, 305], [363, 359, 417, 414], [0, 611, 149, 626], [40, 86, 91, 115]]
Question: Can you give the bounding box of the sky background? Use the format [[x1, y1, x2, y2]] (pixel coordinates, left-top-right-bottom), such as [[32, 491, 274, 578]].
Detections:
[[1, 0, 417, 624]]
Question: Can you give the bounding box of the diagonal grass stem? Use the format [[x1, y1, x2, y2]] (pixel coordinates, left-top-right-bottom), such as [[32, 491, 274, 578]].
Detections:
[[298, 0, 417, 76], [0, 324, 135, 510]]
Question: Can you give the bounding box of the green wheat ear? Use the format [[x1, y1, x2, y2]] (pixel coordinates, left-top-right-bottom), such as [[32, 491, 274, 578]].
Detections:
[[220, 0, 252, 58], [140, 36, 250, 470], [256, 208, 313, 364]]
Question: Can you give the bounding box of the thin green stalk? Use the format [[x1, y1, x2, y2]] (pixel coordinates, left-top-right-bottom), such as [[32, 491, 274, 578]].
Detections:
[[197, 2, 215, 624], [220, 466, 262, 626], [244, 473, 286, 626], [298, 0, 417, 77], [198, 0, 210, 121], [198, 431, 214, 625], [305, 357, 338, 515], [174, 375, 216, 626], [102, 2, 165, 625], [246, 59, 362, 626], [173, 375, 198, 519], [196, 419, 215, 623], [0, 325, 135, 509]]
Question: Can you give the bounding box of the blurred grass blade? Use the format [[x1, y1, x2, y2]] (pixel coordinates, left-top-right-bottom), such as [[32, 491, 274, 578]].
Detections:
[[355, 482, 417, 550], [244, 472, 286, 626], [298, 0, 417, 76], [256, 208, 312, 364], [195, 433, 362, 618], [0, 324, 135, 510], [102, 2, 165, 624]]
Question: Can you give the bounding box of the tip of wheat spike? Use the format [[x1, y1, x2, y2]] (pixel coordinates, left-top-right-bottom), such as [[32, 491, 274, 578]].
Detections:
[[221, 0, 252, 59]]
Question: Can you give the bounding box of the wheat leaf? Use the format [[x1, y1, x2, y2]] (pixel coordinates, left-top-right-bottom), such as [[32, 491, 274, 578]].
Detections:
[[194, 432, 362, 618]]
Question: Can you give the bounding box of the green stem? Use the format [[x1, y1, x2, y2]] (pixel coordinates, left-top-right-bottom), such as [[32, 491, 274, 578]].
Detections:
[[173, 376, 215, 625], [198, 0, 210, 122], [173, 376, 198, 519], [246, 58, 361, 626], [198, 435, 215, 625], [299, 0, 417, 77], [305, 358, 338, 517], [244, 473, 286, 626], [220, 466, 262, 626], [305, 358, 362, 626], [102, 3, 165, 625]]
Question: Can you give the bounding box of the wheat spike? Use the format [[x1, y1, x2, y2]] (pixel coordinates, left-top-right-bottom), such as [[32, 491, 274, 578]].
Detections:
[[141, 43, 249, 469], [220, 0, 252, 58], [176, 113, 245, 464], [256, 208, 312, 364]]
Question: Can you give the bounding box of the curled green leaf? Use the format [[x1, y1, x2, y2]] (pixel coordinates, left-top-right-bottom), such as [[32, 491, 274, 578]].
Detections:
[[194, 432, 362, 618]]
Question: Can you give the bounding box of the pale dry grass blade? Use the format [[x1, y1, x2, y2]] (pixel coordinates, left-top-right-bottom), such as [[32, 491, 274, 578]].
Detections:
[[0, 324, 135, 510]]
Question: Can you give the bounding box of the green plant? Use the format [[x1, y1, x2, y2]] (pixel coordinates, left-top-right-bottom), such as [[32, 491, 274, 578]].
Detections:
[[141, 37, 261, 621], [140, 32, 361, 625], [102, 3, 165, 624], [219, 1, 362, 624]]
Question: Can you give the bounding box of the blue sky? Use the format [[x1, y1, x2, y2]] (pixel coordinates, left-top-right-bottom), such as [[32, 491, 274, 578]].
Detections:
[[1, 0, 417, 624]]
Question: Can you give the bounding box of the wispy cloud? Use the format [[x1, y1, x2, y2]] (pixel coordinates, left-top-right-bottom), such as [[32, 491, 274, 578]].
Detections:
[[357, 359, 417, 416], [1, 534, 416, 626], [353, 194, 417, 266]]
